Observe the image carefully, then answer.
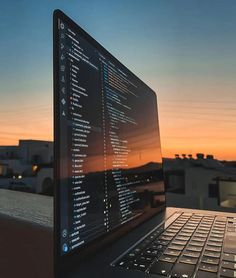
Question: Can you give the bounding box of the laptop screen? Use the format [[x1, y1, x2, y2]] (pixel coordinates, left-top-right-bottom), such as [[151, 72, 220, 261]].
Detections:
[[54, 10, 165, 258]]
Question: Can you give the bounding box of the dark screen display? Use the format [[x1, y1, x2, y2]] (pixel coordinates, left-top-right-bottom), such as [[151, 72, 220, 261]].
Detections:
[[55, 15, 165, 256]]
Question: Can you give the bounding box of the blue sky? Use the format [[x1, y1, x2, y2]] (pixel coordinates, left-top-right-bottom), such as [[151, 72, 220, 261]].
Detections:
[[1, 0, 236, 159]]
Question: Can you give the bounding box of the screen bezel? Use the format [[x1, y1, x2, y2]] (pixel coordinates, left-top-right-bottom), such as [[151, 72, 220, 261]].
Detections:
[[53, 9, 166, 274]]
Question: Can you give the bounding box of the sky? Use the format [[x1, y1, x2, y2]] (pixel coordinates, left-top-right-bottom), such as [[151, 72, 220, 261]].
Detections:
[[0, 0, 236, 160]]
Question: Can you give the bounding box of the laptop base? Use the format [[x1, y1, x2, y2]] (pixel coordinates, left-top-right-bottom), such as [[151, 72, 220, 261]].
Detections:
[[59, 207, 236, 278]]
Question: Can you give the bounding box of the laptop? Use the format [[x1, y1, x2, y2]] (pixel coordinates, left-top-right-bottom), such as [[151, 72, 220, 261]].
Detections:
[[53, 10, 236, 278]]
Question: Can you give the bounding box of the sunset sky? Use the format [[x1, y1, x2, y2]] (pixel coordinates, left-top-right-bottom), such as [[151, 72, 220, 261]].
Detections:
[[0, 0, 236, 160]]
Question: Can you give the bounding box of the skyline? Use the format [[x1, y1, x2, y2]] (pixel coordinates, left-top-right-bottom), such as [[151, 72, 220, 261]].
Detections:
[[1, 0, 236, 160]]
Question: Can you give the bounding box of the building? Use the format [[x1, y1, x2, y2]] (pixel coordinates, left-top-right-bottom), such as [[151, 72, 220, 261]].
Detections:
[[0, 140, 53, 195], [18, 140, 53, 164], [164, 153, 236, 212]]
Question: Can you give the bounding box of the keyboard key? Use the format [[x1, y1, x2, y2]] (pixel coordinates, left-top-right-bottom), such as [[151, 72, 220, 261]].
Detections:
[[132, 262, 148, 271], [164, 248, 181, 257], [144, 248, 159, 257], [127, 252, 137, 259], [159, 235, 173, 241], [200, 222, 212, 225], [222, 261, 236, 270], [162, 231, 176, 237], [184, 226, 195, 231], [166, 228, 178, 234], [151, 230, 162, 238], [191, 219, 202, 223], [179, 232, 193, 237], [205, 245, 221, 252], [138, 255, 153, 263], [175, 220, 187, 224], [216, 216, 227, 222], [186, 245, 203, 252], [194, 233, 208, 238], [159, 254, 177, 263], [198, 227, 210, 231], [185, 225, 198, 230], [189, 240, 205, 247], [199, 227, 211, 232], [182, 213, 193, 217], [117, 259, 133, 269], [223, 253, 236, 263], [220, 267, 236, 277], [179, 255, 198, 265], [151, 244, 165, 251], [199, 263, 218, 273], [201, 220, 213, 224], [199, 224, 211, 228], [183, 250, 201, 258], [149, 235, 157, 241], [172, 239, 188, 246], [208, 237, 223, 243], [170, 262, 195, 278], [210, 233, 223, 238], [212, 226, 225, 231], [192, 237, 206, 242], [174, 223, 185, 227], [189, 221, 200, 225], [195, 270, 217, 278], [202, 215, 214, 219], [204, 251, 221, 258], [201, 256, 219, 265], [196, 229, 209, 235], [179, 218, 191, 222], [211, 229, 224, 235], [207, 240, 222, 247], [186, 223, 198, 227], [149, 261, 173, 276], [176, 235, 191, 241], [171, 224, 183, 228], [214, 223, 226, 228], [168, 244, 185, 251], [141, 239, 152, 247], [133, 247, 142, 253], [155, 239, 169, 246]]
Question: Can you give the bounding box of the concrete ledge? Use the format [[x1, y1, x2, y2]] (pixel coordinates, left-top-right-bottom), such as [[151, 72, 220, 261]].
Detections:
[[0, 189, 53, 227], [0, 189, 53, 278]]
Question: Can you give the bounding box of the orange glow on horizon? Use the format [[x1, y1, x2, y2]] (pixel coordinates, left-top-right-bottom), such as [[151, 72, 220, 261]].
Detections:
[[1, 118, 235, 161], [0, 103, 53, 146], [1, 95, 236, 161], [158, 101, 236, 161]]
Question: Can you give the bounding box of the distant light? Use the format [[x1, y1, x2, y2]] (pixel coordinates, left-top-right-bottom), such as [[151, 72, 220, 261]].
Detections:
[[13, 175, 16, 179], [18, 175, 22, 179], [32, 165, 38, 172]]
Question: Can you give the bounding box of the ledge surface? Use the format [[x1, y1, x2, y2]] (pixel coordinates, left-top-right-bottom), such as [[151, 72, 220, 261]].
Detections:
[[0, 189, 53, 228]]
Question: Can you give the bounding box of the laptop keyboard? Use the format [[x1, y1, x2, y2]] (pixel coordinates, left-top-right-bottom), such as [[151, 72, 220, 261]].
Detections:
[[113, 212, 236, 277]]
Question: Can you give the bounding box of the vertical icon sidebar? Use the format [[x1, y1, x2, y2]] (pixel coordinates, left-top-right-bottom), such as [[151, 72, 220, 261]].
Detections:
[[58, 19, 69, 254], [60, 21, 66, 118]]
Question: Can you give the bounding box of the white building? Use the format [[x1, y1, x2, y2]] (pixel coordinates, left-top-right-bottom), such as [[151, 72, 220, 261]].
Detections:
[[164, 154, 236, 212], [0, 140, 53, 195]]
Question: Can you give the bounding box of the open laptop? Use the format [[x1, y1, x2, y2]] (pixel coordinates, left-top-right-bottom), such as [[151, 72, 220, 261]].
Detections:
[[53, 10, 236, 278]]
